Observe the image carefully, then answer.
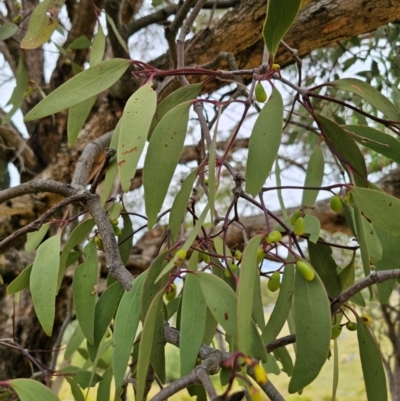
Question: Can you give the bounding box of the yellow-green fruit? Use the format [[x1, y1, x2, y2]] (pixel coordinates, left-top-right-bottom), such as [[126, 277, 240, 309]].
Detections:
[[256, 249, 265, 264], [290, 209, 302, 225], [173, 249, 187, 265], [255, 82, 267, 102], [234, 249, 242, 261], [199, 252, 210, 263], [330, 195, 343, 213], [360, 314, 372, 326], [343, 193, 352, 204], [111, 218, 119, 226], [346, 321, 358, 331], [94, 236, 103, 250], [253, 363, 268, 385], [165, 283, 177, 301], [295, 260, 315, 281], [224, 263, 237, 277], [272, 63, 280, 70], [267, 271, 281, 292], [293, 216, 305, 236], [331, 324, 342, 340], [266, 230, 282, 244], [112, 225, 122, 236]]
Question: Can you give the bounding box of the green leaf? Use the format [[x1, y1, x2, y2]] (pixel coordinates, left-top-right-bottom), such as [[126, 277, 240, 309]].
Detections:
[[315, 115, 367, 187], [180, 274, 207, 376], [362, 215, 382, 264], [338, 257, 366, 307], [6, 264, 32, 295], [351, 187, 400, 236], [24, 59, 131, 121], [202, 307, 218, 345], [73, 241, 98, 345], [149, 83, 202, 138], [136, 290, 164, 401], [68, 96, 97, 147], [143, 101, 192, 228], [30, 234, 61, 336], [374, 225, 400, 304], [20, 0, 64, 49], [0, 21, 19, 41], [105, 13, 129, 53], [332, 339, 339, 401], [246, 87, 283, 196], [304, 215, 320, 244], [87, 282, 124, 361], [65, 378, 85, 401], [275, 159, 288, 220], [357, 316, 388, 401], [169, 168, 198, 241], [288, 266, 331, 393], [273, 346, 293, 377], [8, 379, 60, 401], [301, 146, 324, 208], [262, 264, 294, 344], [64, 323, 85, 360], [96, 367, 113, 401], [60, 366, 102, 389], [113, 272, 146, 389], [196, 272, 237, 339], [69, 35, 91, 50], [345, 125, 400, 164], [341, 201, 357, 237], [308, 241, 342, 297], [237, 235, 267, 361], [329, 78, 400, 121], [25, 223, 50, 252], [354, 205, 371, 277], [117, 82, 157, 192], [119, 213, 134, 265], [263, 353, 280, 375], [262, 0, 302, 59], [90, 23, 106, 67], [252, 269, 265, 328]]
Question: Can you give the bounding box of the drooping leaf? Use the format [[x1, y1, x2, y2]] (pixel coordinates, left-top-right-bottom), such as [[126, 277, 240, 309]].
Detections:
[[362, 216, 382, 264], [68, 35, 91, 50], [354, 205, 371, 277], [87, 281, 124, 361], [105, 13, 129, 53], [262, 353, 280, 375], [246, 87, 283, 196], [288, 267, 331, 393], [341, 201, 357, 237], [273, 346, 293, 377], [117, 82, 157, 192], [328, 78, 400, 122], [301, 146, 324, 208], [338, 256, 366, 307], [315, 115, 367, 187], [136, 290, 164, 401], [180, 274, 207, 376], [89, 23, 105, 66], [60, 366, 102, 389], [113, 272, 146, 389], [73, 241, 98, 345], [30, 234, 61, 336], [202, 307, 218, 346], [169, 168, 198, 241], [143, 101, 192, 228], [149, 83, 202, 138], [68, 96, 97, 147], [20, 0, 64, 49], [6, 264, 32, 295], [332, 339, 339, 401], [66, 377, 85, 401], [262, 264, 294, 344], [25, 223, 50, 252], [304, 215, 320, 244], [357, 316, 388, 401], [96, 367, 113, 401], [24, 59, 131, 121], [8, 379, 60, 401], [64, 323, 84, 360], [275, 159, 288, 220], [351, 187, 400, 236], [262, 0, 302, 59], [119, 213, 134, 265], [0, 21, 19, 41], [252, 269, 265, 328], [345, 125, 400, 164], [308, 241, 342, 297]]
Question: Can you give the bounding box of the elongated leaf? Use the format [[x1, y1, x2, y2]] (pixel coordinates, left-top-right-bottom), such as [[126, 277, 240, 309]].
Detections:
[[308, 241, 342, 297], [66, 378, 85, 401], [357, 316, 388, 401], [329, 78, 400, 121], [351, 187, 400, 236], [136, 290, 164, 401], [6, 264, 32, 295], [263, 0, 302, 59], [25, 223, 50, 252], [90, 23, 105, 66], [117, 82, 157, 192], [105, 13, 129, 53], [113, 272, 146, 389], [180, 274, 207, 376], [304, 215, 320, 243], [288, 267, 331, 393], [301, 146, 324, 208], [69, 36, 91, 50], [97, 367, 113, 401], [143, 101, 192, 228], [24, 59, 131, 121], [0, 21, 19, 41], [68, 96, 97, 146], [262, 264, 294, 344], [341, 201, 357, 237], [374, 225, 400, 303], [315, 115, 367, 187], [20, 0, 64, 49], [149, 83, 202, 138], [262, 353, 280, 375], [60, 366, 102, 389], [119, 213, 134, 265], [73, 241, 98, 345], [345, 125, 400, 164], [252, 270, 265, 328], [169, 168, 198, 241], [246, 87, 283, 196], [362, 216, 382, 264], [65, 323, 84, 360], [9, 379, 60, 401], [87, 281, 124, 361], [354, 205, 371, 277], [30, 234, 61, 336], [196, 272, 237, 339], [202, 307, 218, 345], [338, 257, 366, 307], [273, 346, 293, 377], [332, 339, 339, 401]]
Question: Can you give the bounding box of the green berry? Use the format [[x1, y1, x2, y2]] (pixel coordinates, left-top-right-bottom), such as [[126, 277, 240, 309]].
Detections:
[[295, 260, 315, 281], [290, 209, 301, 225], [266, 230, 282, 244], [255, 82, 267, 102], [346, 321, 357, 331], [224, 263, 237, 277], [112, 225, 122, 236], [331, 324, 342, 340], [267, 271, 280, 292], [293, 216, 305, 236], [165, 283, 177, 301], [234, 249, 242, 261], [94, 236, 103, 250], [173, 249, 187, 265], [256, 249, 265, 264], [330, 195, 343, 212]]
